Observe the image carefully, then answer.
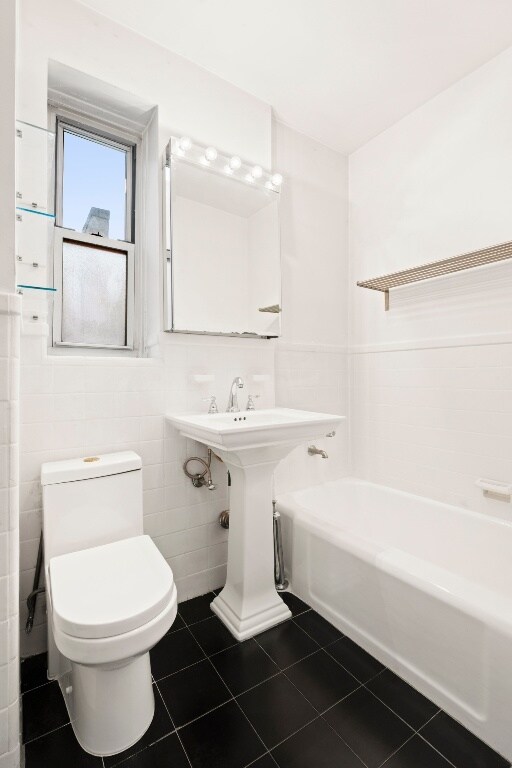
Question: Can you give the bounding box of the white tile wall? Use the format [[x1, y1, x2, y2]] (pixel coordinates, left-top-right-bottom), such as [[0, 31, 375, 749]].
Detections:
[[352, 343, 512, 518], [19, 329, 276, 656], [274, 343, 351, 494], [0, 295, 21, 768]]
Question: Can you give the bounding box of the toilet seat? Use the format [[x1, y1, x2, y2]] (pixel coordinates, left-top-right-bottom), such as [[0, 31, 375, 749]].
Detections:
[[49, 535, 176, 649]]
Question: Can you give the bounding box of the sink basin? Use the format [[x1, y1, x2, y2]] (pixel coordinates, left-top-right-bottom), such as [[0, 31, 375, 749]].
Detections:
[[167, 407, 342, 452], [167, 406, 344, 641]]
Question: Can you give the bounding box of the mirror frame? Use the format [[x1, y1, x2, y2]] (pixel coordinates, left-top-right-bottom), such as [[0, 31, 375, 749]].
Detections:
[[163, 138, 282, 339]]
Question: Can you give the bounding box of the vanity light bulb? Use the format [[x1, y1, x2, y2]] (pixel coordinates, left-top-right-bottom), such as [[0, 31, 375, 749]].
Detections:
[[205, 146, 218, 162], [271, 173, 283, 187], [251, 165, 263, 179], [178, 136, 192, 152], [229, 155, 242, 170]]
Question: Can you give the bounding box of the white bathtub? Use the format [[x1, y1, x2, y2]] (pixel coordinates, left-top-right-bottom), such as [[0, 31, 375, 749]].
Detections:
[[277, 478, 512, 763]]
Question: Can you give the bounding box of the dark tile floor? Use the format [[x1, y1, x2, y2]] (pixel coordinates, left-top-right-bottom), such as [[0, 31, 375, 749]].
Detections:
[[21, 590, 510, 768]]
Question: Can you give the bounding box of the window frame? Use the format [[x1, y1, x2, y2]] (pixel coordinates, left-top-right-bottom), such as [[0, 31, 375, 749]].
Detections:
[[52, 116, 136, 351]]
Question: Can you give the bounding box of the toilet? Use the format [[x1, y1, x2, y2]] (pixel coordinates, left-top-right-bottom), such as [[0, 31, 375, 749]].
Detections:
[[41, 451, 177, 757]]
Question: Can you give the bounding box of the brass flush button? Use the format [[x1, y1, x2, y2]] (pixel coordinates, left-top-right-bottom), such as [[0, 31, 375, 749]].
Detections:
[[83, 457, 100, 463]]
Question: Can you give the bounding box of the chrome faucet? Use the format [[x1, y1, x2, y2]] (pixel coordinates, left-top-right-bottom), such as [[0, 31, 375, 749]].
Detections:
[[308, 445, 328, 459], [227, 377, 244, 412]]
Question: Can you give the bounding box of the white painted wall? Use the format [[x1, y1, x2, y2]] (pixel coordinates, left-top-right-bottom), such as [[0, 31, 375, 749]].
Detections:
[[349, 45, 512, 517], [19, 0, 270, 167]]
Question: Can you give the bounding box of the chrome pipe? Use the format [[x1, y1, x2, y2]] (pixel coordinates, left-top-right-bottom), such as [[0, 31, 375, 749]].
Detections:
[[273, 500, 289, 591]]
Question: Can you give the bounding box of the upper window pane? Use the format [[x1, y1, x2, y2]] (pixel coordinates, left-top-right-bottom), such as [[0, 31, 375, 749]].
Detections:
[[61, 129, 129, 241]]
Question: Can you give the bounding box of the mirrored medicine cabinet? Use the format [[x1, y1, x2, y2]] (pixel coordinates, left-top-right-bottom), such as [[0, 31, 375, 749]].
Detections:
[[164, 137, 282, 338]]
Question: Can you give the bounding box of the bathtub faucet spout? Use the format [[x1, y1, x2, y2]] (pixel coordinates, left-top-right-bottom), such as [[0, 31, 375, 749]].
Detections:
[[308, 445, 328, 459]]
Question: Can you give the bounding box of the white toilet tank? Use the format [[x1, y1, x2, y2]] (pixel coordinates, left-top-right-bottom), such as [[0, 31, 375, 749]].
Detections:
[[41, 452, 143, 563]]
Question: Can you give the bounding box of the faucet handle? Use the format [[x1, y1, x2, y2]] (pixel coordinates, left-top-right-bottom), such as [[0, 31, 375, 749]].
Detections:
[[202, 395, 218, 414], [246, 394, 260, 411]]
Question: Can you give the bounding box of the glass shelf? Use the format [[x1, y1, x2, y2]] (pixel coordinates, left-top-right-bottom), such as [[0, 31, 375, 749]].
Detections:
[[16, 206, 55, 219], [16, 120, 55, 137], [16, 284, 57, 293], [16, 119, 55, 216]]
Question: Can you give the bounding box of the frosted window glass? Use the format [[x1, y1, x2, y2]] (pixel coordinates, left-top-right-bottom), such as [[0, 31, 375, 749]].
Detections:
[[62, 240, 127, 346], [62, 131, 128, 241]]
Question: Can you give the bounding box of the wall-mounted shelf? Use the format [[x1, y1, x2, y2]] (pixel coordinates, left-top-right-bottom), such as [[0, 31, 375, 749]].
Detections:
[[16, 207, 55, 219], [16, 120, 55, 333], [357, 239, 512, 310], [16, 285, 56, 294]]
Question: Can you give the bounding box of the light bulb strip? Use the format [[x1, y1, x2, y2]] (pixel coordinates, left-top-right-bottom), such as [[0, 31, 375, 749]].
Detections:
[[170, 136, 282, 191]]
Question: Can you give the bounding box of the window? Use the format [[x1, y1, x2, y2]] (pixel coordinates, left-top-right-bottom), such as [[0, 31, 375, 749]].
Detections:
[[53, 118, 136, 349]]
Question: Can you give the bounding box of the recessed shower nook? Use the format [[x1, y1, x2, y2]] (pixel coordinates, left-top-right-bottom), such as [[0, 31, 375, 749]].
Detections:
[[4, 2, 512, 768]]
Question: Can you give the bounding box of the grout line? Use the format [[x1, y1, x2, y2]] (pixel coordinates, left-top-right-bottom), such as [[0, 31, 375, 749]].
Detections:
[[277, 663, 368, 768], [23, 721, 71, 746], [415, 726, 464, 768], [253, 711, 321, 756], [202, 653, 269, 763], [376, 732, 417, 768], [290, 615, 345, 649], [361, 683, 417, 732], [20, 679, 52, 695], [379, 710, 447, 768], [152, 654, 207, 686], [154, 680, 193, 768]]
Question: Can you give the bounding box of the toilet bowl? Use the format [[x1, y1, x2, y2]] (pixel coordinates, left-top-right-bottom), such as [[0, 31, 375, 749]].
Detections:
[[41, 452, 177, 756]]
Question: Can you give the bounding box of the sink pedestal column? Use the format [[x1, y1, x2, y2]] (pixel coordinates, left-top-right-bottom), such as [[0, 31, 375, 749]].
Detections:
[[211, 447, 292, 640]]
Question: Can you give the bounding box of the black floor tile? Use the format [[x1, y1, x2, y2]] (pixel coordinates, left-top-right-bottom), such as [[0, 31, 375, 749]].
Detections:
[[190, 615, 239, 656], [21, 653, 48, 693], [179, 699, 265, 768], [121, 733, 190, 767], [178, 593, 216, 625], [326, 636, 385, 683], [285, 650, 359, 713], [150, 627, 204, 681], [272, 717, 365, 768], [25, 724, 101, 767], [211, 638, 279, 696], [420, 711, 509, 768], [103, 686, 174, 767], [157, 658, 231, 728], [167, 613, 186, 633], [279, 592, 311, 617], [367, 669, 438, 730], [384, 735, 452, 767], [292, 611, 342, 647], [23, 680, 69, 743], [238, 673, 317, 750], [324, 687, 413, 768], [255, 621, 318, 669]]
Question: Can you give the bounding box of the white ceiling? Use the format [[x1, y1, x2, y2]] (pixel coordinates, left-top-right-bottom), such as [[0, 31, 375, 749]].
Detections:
[[77, 0, 512, 153]]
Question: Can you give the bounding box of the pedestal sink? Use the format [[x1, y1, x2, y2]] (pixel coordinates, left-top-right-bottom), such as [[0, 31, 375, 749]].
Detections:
[[167, 407, 344, 640]]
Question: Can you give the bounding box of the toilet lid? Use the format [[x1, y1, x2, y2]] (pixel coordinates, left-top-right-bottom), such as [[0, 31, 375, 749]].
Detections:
[[49, 535, 175, 640]]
